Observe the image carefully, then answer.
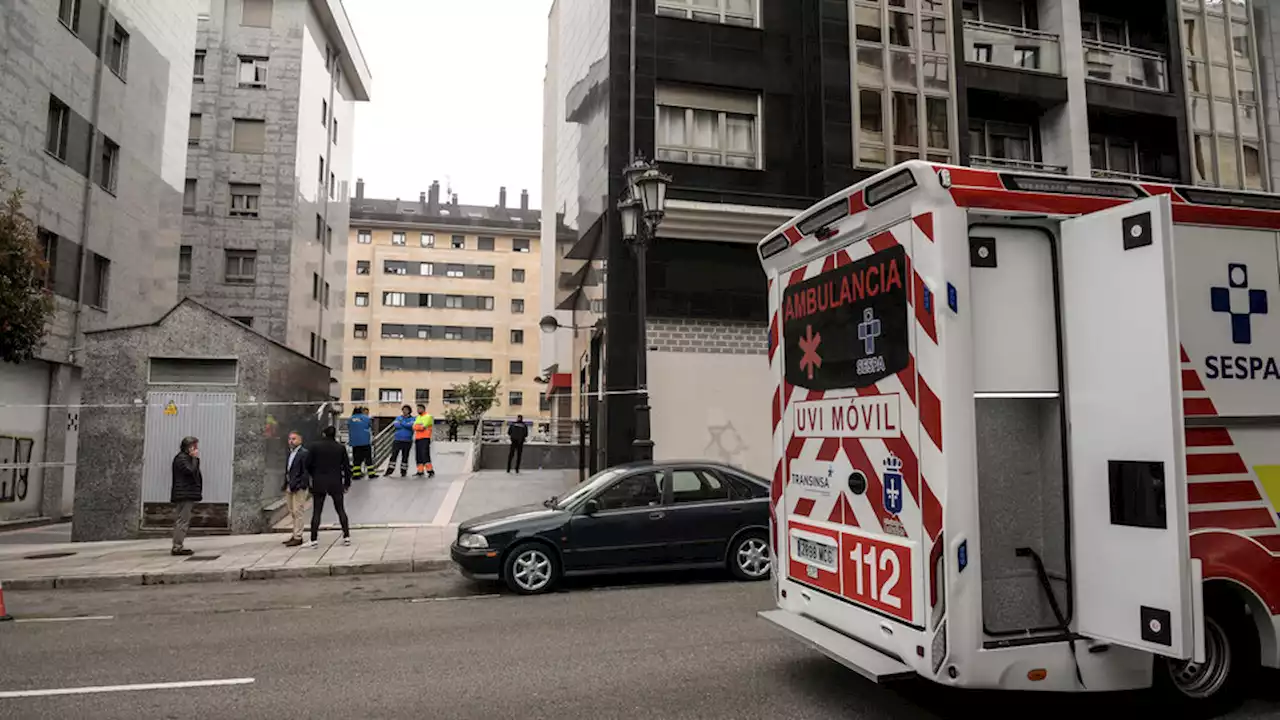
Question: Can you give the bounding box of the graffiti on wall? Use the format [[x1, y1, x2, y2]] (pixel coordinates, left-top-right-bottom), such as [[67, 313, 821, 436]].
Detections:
[[0, 436, 34, 503]]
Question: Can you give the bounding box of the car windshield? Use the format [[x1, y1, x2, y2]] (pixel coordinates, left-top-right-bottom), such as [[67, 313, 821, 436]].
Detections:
[[551, 467, 630, 510]]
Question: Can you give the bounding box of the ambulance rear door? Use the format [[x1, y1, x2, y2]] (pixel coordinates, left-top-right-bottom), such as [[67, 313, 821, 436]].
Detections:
[[1059, 194, 1195, 660]]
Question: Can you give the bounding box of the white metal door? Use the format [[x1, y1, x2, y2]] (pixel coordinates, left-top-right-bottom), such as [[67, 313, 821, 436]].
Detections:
[[1060, 194, 1193, 659], [141, 392, 235, 506]]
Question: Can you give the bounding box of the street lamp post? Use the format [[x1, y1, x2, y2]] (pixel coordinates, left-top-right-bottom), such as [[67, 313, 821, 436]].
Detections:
[[618, 157, 671, 463]]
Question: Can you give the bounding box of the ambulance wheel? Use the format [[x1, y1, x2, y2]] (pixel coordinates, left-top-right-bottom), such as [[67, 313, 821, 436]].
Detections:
[[1154, 589, 1258, 717], [728, 531, 771, 582]]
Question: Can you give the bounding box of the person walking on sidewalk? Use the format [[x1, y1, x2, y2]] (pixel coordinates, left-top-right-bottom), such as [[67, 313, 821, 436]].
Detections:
[[507, 415, 528, 474], [170, 436, 203, 556], [281, 431, 311, 547], [384, 405, 415, 477], [413, 404, 435, 478], [347, 406, 372, 480], [305, 426, 353, 548]]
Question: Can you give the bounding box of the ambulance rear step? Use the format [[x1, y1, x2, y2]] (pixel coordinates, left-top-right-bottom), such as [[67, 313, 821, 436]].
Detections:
[[758, 609, 916, 683]]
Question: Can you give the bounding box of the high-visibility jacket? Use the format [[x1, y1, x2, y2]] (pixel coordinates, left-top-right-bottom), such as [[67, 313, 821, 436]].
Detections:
[[413, 413, 434, 440]]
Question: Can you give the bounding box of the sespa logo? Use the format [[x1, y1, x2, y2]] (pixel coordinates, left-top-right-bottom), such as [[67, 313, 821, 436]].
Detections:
[[1205, 263, 1277, 381], [791, 465, 833, 492]]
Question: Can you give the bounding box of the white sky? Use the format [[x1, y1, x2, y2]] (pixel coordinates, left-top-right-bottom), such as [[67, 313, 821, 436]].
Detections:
[[344, 0, 551, 208]]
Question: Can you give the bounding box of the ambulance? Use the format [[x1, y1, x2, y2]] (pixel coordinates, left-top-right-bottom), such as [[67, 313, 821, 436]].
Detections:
[[755, 160, 1280, 712]]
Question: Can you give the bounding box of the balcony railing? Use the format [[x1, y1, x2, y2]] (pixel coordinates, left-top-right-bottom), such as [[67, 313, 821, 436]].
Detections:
[[970, 155, 1068, 175], [1090, 168, 1176, 183], [963, 20, 1062, 75], [1083, 40, 1168, 92]]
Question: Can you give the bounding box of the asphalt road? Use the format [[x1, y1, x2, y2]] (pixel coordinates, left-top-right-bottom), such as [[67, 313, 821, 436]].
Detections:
[[1, 571, 1277, 719]]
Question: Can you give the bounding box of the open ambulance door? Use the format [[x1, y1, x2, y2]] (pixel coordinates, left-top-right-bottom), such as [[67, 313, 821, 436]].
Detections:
[[1059, 194, 1196, 661]]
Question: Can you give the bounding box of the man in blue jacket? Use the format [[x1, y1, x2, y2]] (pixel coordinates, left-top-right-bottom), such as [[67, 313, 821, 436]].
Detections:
[[347, 407, 373, 480], [383, 405, 416, 477]]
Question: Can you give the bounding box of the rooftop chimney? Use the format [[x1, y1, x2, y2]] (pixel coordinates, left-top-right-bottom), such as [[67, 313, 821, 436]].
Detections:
[[520, 189, 529, 211], [451, 193, 458, 206], [499, 186, 507, 209], [355, 178, 364, 201], [428, 181, 440, 213]]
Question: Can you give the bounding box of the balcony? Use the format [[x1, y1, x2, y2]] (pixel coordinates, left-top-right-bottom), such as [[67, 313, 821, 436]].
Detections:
[[1083, 40, 1167, 92], [970, 156, 1067, 175], [1090, 169, 1175, 183], [964, 20, 1062, 75]]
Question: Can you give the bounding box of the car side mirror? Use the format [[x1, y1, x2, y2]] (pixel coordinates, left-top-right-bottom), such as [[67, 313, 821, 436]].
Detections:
[[584, 499, 600, 516]]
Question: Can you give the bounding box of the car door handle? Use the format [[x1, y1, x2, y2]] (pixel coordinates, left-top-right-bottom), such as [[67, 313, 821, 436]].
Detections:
[[649, 511, 665, 520], [729, 507, 744, 513]]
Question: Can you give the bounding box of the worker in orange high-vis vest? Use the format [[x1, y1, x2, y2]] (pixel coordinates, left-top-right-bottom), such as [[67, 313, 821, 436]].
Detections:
[[413, 405, 435, 478]]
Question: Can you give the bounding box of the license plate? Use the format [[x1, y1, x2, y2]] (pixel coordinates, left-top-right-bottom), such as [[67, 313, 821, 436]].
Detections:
[[796, 537, 835, 567]]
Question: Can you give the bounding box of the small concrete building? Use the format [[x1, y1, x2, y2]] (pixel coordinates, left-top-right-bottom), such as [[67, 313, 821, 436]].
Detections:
[[73, 299, 332, 541]]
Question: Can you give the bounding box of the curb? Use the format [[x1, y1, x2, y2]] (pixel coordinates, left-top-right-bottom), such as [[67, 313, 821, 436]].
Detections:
[[1, 556, 454, 592]]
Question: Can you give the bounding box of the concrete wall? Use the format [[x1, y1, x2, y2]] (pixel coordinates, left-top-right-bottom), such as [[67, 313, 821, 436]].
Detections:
[[73, 301, 329, 540], [646, 318, 772, 477]]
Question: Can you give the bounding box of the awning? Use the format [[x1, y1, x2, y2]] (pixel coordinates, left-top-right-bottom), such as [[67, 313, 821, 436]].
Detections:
[[656, 199, 799, 245]]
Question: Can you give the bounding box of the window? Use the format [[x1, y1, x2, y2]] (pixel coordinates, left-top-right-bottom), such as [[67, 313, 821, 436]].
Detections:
[[58, 0, 81, 32], [540, 392, 551, 412], [477, 265, 495, 280], [511, 329, 524, 344], [309, 333, 318, 360], [421, 233, 435, 248], [381, 324, 406, 339], [351, 388, 366, 402], [446, 263, 464, 278], [383, 292, 406, 307], [332, 118, 338, 144], [415, 389, 430, 403], [149, 358, 238, 385], [323, 282, 330, 308], [329, 172, 335, 200], [670, 469, 730, 504], [321, 99, 328, 126], [379, 388, 403, 403], [229, 183, 261, 217], [318, 156, 325, 185], [357, 229, 371, 244], [590, 298, 604, 314], [445, 295, 463, 309], [232, 119, 266, 153], [512, 238, 531, 253], [178, 245, 192, 282], [595, 472, 663, 511], [509, 391, 523, 407], [356, 260, 370, 275], [183, 179, 197, 213], [481, 296, 495, 310], [478, 236, 495, 251], [352, 356, 367, 371], [392, 232, 406, 246], [655, 0, 756, 27], [85, 252, 110, 308], [443, 390, 460, 405], [238, 56, 268, 87], [45, 97, 70, 161], [511, 298, 525, 314], [241, 0, 272, 27], [96, 137, 119, 193], [193, 50, 206, 82], [420, 262, 434, 276], [444, 326, 463, 340], [512, 268, 526, 283], [224, 249, 257, 284], [451, 235, 465, 249], [384, 260, 408, 275], [510, 360, 524, 375], [231, 316, 252, 327], [188, 114, 202, 145], [106, 21, 129, 79], [315, 214, 324, 241], [477, 327, 494, 342], [353, 323, 368, 339], [970, 119, 1034, 163], [656, 85, 760, 169], [355, 292, 369, 307]]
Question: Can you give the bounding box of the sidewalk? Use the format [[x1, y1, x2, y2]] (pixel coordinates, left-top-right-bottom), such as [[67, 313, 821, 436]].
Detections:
[[0, 468, 580, 591]]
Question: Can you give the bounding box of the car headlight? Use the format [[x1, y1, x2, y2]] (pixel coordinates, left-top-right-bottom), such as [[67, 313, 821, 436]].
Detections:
[[458, 533, 488, 549]]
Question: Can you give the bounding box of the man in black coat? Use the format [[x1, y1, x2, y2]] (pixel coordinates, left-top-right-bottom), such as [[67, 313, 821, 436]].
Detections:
[[170, 436, 203, 556], [304, 426, 353, 548], [507, 415, 529, 474], [282, 431, 311, 547]]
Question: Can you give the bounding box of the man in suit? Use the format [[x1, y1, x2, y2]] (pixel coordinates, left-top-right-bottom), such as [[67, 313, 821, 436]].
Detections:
[[305, 426, 353, 548], [282, 431, 311, 547]]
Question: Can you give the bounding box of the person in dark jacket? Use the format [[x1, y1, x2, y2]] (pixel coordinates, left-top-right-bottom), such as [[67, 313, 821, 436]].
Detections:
[[507, 415, 528, 474], [170, 436, 203, 556], [383, 405, 416, 477], [347, 407, 373, 480], [281, 431, 311, 547], [305, 426, 353, 548], [447, 417, 459, 442]]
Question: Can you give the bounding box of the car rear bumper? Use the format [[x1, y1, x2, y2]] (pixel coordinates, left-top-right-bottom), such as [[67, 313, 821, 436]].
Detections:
[[450, 544, 501, 580]]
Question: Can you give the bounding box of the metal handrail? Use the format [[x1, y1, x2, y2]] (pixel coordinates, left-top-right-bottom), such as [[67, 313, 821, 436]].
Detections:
[[1090, 169, 1175, 183], [1082, 38, 1167, 62], [970, 155, 1068, 174], [963, 19, 1060, 42]]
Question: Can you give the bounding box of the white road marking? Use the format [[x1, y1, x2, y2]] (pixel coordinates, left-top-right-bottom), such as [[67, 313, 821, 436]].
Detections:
[[13, 615, 114, 624], [410, 593, 499, 603], [430, 473, 470, 527], [0, 678, 255, 699]]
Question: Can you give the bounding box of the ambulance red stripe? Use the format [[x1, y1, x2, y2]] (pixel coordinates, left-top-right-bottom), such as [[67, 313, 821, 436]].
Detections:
[[1181, 369, 1205, 391], [913, 272, 938, 343], [1186, 453, 1249, 476], [841, 438, 896, 528], [1256, 535, 1280, 553], [1184, 398, 1219, 416], [1189, 507, 1277, 531], [913, 212, 935, 242], [784, 226, 804, 245], [816, 437, 841, 462], [1185, 427, 1233, 447], [1188, 481, 1262, 505], [921, 478, 942, 541], [918, 376, 943, 452], [794, 496, 816, 517]]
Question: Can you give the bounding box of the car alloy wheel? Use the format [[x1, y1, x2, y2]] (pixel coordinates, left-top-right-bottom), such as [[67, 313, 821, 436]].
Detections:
[[511, 547, 554, 593], [736, 536, 770, 579]]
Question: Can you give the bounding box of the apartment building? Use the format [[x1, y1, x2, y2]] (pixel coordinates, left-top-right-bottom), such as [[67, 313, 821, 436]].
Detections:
[[344, 182, 547, 425], [542, 0, 1280, 475], [179, 0, 371, 376], [0, 0, 200, 521]]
